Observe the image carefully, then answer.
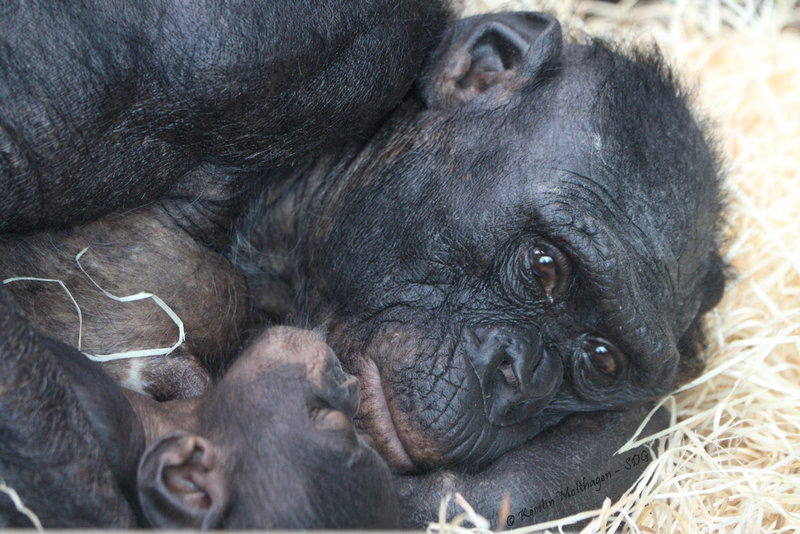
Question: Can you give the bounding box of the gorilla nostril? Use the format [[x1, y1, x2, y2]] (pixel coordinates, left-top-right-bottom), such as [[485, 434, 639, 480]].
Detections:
[[497, 359, 518, 388], [465, 326, 536, 381], [464, 325, 558, 426]]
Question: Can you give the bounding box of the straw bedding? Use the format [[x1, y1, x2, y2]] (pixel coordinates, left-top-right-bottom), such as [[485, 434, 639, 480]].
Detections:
[[432, 0, 800, 532]]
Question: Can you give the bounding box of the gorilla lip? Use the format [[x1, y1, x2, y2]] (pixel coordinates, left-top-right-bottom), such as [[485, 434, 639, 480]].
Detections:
[[360, 357, 416, 473]]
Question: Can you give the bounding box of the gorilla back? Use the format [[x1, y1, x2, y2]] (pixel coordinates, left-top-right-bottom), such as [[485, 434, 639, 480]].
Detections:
[[236, 12, 727, 472]]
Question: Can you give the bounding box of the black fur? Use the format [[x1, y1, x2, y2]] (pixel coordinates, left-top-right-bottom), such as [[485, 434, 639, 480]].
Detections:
[[0, 0, 447, 527], [0, 0, 450, 233]]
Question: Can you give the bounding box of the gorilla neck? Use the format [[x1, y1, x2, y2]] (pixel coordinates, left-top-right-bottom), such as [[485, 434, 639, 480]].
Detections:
[[233, 101, 426, 325], [233, 145, 366, 324]]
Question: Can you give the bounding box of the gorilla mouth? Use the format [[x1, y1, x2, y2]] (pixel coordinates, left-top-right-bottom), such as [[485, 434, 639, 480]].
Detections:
[[358, 357, 417, 473]]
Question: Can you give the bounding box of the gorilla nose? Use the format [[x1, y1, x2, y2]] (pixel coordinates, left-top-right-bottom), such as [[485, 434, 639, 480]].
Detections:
[[320, 351, 361, 420], [464, 326, 562, 426]]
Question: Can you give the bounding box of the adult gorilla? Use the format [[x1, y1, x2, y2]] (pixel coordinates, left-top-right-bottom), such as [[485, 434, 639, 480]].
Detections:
[[235, 10, 725, 528]]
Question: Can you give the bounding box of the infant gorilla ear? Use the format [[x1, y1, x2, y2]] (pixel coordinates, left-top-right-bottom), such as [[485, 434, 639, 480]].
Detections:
[[138, 326, 399, 530]]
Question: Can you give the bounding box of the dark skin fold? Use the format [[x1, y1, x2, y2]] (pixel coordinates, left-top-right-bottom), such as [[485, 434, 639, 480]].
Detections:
[[0, 318, 399, 529]]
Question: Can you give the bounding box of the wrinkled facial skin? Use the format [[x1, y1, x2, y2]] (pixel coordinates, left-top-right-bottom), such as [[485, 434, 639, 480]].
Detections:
[[238, 13, 726, 473]]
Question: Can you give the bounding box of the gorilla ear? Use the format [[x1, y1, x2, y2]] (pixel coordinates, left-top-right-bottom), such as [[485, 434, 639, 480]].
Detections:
[[138, 433, 229, 530], [699, 252, 728, 314], [421, 12, 562, 107]]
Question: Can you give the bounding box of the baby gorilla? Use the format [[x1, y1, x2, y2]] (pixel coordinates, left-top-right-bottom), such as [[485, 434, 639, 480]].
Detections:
[[2, 323, 398, 529], [132, 327, 398, 529]]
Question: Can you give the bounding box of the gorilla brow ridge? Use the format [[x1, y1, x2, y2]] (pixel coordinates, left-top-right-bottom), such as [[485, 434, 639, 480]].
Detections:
[[582, 38, 727, 379]]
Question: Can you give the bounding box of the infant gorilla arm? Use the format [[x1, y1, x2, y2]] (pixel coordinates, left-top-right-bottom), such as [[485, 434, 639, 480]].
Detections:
[[0, 310, 397, 529]]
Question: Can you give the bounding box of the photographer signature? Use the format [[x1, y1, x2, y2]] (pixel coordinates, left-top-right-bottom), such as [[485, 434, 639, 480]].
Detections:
[[505, 449, 650, 527]]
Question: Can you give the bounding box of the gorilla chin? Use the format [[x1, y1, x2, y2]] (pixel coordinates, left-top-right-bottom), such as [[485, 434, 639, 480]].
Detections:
[[236, 11, 726, 473], [335, 318, 566, 473]]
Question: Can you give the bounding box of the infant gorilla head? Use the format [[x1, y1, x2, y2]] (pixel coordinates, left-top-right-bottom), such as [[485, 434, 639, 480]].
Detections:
[[237, 12, 727, 472], [85, 326, 396, 529]]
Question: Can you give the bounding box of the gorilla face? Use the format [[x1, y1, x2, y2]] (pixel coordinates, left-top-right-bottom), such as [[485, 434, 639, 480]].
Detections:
[[238, 13, 726, 472]]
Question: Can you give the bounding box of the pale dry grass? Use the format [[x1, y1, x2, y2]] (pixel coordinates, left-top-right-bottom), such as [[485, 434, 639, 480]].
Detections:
[[433, 1, 800, 532]]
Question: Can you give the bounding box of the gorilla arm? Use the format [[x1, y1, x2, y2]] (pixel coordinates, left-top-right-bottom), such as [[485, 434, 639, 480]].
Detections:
[[0, 0, 448, 234], [393, 404, 669, 530]]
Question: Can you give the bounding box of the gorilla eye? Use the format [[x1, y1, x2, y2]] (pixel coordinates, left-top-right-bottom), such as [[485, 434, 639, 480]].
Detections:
[[511, 241, 570, 301], [581, 336, 626, 379]]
